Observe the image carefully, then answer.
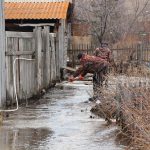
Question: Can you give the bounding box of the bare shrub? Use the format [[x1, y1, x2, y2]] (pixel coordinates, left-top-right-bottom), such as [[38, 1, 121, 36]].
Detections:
[[91, 72, 150, 149], [117, 85, 150, 150], [91, 87, 117, 123]]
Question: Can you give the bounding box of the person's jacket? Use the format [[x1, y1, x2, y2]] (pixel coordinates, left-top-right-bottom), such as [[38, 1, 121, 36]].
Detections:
[[73, 54, 109, 78]]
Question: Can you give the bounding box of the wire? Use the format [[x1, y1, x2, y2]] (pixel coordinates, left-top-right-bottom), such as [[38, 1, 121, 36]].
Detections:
[[0, 57, 35, 112]]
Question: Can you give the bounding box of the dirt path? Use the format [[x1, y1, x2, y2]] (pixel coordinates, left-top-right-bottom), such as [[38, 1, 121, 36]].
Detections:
[[0, 81, 125, 150]]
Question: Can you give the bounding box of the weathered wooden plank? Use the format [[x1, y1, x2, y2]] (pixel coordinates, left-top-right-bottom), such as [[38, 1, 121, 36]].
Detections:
[[18, 38, 24, 99], [31, 38, 36, 95], [5, 28, 57, 103], [6, 37, 18, 103], [58, 19, 68, 78], [12, 38, 19, 103], [19, 23, 55, 27], [24, 38, 33, 97], [25, 40, 34, 98], [6, 50, 34, 56], [6, 34, 36, 101], [19, 38, 36, 99], [0, 0, 6, 107], [50, 33, 57, 81], [43, 26, 51, 87], [55, 32, 60, 79], [6, 38, 13, 102], [6, 31, 33, 38], [63, 20, 68, 67], [58, 19, 64, 70], [34, 27, 42, 91]]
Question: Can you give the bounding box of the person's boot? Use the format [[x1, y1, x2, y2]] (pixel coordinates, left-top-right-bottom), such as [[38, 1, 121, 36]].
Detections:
[[88, 96, 98, 101], [105, 118, 112, 125]]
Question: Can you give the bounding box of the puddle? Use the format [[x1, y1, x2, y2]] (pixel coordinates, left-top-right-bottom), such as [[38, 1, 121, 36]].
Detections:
[[0, 81, 125, 150]]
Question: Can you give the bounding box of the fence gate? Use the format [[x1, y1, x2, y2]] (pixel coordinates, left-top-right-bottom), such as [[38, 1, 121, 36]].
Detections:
[[6, 31, 36, 103], [5, 29, 58, 104]]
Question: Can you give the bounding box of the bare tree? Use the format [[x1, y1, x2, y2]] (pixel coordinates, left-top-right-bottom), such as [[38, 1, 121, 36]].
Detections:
[[74, 0, 126, 45], [73, 0, 150, 46], [123, 0, 150, 38]]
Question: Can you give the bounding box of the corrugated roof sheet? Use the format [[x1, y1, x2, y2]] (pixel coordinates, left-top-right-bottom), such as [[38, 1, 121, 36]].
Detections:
[[5, 2, 70, 20]]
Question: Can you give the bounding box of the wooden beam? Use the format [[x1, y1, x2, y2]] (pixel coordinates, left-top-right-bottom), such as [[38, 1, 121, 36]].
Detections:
[[6, 31, 33, 38], [5, 51, 35, 56], [18, 23, 55, 27], [61, 66, 76, 72]]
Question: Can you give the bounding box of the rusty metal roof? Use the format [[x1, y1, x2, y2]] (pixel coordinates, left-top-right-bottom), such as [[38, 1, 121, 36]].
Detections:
[[5, 2, 70, 20]]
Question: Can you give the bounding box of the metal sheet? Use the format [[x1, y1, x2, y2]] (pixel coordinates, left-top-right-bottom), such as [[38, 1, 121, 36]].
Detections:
[[5, 1, 70, 20]]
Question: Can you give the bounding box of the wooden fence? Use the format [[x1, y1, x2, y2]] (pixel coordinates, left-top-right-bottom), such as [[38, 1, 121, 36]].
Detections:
[[67, 44, 150, 67], [5, 27, 59, 104], [112, 44, 150, 64], [67, 44, 93, 67]]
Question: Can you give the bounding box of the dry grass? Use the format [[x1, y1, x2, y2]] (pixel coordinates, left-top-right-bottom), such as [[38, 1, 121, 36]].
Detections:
[[91, 64, 150, 149], [91, 88, 117, 123], [117, 86, 150, 150]]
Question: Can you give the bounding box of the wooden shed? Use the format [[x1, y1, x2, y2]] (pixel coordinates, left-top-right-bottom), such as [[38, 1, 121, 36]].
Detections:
[[4, 0, 73, 104], [5, 1, 72, 68]]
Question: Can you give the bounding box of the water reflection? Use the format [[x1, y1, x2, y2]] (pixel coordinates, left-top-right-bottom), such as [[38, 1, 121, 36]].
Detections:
[[0, 128, 53, 150]]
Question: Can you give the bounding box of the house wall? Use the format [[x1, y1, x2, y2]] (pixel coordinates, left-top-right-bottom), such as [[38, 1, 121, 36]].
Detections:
[[0, 0, 6, 107], [71, 36, 92, 46], [71, 22, 92, 47]]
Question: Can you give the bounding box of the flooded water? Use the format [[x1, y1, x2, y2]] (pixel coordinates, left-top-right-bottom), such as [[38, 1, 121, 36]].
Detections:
[[0, 81, 125, 150]]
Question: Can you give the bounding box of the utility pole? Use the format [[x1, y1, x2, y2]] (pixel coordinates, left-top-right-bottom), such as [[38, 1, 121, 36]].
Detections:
[[0, 0, 6, 107]]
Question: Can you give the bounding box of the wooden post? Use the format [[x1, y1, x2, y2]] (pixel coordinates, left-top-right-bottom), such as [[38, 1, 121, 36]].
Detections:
[[58, 19, 67, 71], [50, 33, 56, 82], [43, 26, 50, 87], [55, 31, 60, 79], [34, 27, 42, 91], [58, 20, 64, 71], [0, 0, 6, 107]]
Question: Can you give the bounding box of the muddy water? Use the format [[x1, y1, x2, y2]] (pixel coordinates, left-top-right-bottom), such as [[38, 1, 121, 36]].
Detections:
[[0, 81, 125, 150]]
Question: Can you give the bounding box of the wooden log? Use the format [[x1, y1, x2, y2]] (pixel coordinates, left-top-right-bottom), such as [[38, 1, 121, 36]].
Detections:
[[61, 66, 76, 72]]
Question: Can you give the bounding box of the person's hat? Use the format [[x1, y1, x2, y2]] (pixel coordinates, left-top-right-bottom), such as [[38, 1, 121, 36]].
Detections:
[[77, 53, 83, 59]]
